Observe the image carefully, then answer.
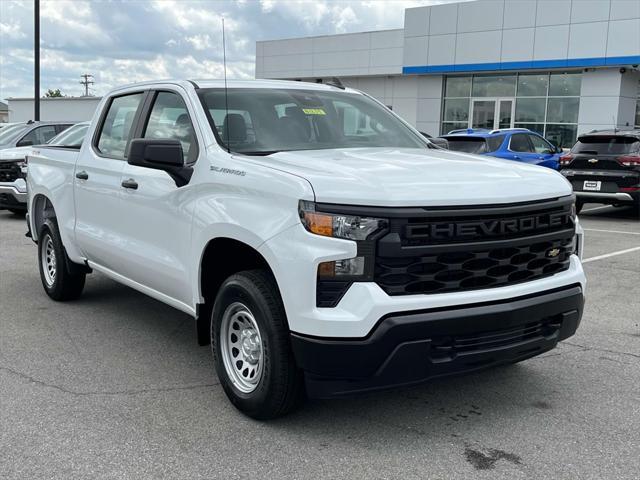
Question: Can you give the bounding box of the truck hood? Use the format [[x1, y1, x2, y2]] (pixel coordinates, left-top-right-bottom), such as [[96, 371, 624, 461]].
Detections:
[[245, 148, 572, 206], [0, 146, 32, 162]]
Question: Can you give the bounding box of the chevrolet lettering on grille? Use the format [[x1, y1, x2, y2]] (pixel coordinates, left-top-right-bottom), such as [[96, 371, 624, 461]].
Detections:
[[406, 212, 571, 241]]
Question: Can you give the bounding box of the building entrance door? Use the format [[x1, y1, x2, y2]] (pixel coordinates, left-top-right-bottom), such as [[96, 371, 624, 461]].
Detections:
[[470, 98, 514, 130]]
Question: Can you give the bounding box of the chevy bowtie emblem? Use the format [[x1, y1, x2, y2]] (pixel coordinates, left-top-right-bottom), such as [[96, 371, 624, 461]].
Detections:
[[546, 247, 561, 258], [588, 158, 598, 163]]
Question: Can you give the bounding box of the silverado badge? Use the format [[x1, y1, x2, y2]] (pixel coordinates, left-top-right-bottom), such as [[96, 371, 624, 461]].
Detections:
[[588, 158, 598, 163], [546, 247, 561, 258]]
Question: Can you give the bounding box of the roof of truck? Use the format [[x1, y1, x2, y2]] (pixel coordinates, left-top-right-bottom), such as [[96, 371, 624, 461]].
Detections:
[[109, 78, 359, 94]]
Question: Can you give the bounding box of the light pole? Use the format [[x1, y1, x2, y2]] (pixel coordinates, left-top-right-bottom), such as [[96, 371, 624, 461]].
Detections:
[[34, 0, 40, 121]]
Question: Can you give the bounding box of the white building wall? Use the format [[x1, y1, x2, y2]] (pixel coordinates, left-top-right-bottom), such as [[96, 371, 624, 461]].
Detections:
[[339, 76, 443, 135], [8, 97, 101, 122], [402, 0, 640, 72], [578, 70, 640, 134], [256, 29, 403, 79]]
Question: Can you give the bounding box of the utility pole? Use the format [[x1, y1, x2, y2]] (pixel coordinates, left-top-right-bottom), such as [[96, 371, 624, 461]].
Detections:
[[79, 74, 94, 97], [34, 0, 40, 120]]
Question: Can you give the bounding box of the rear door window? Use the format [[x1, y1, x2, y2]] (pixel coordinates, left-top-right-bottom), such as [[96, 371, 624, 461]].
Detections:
[[509, 133, 533, 153], [96, 93, 145, 159], [571, 136, 640, 155]]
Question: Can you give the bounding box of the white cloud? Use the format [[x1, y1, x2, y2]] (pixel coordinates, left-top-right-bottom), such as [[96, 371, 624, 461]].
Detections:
[[0, 0, 461, 100]]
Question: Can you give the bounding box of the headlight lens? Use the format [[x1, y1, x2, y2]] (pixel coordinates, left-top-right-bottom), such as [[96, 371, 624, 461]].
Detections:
[[299, 200, 387, 241]]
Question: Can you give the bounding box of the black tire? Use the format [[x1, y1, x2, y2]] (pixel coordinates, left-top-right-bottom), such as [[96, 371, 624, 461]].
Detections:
[[38, 218, 86, 301], [211, 269, 304, 419], [575, 199, 584, 214]]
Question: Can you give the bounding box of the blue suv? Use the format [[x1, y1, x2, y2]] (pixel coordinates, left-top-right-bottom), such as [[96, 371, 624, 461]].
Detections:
[[440, 128, 563, 169]]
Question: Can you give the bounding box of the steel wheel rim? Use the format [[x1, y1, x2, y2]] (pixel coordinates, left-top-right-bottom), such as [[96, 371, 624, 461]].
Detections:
[[219, 302, 264, 393], [41, 234, 57, 287]]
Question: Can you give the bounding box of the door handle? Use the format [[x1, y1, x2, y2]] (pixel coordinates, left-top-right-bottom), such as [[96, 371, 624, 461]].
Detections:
[[75, 170, 89, 180], [121, 178, 138, 190], [513, 155, 520, 160]]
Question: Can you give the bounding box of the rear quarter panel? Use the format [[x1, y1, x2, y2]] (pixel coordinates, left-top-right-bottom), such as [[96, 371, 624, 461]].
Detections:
[[27, 147, 83, 261]]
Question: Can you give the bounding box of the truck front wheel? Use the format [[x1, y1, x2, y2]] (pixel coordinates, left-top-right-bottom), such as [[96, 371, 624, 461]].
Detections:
[[38, 218, 86, 301], [211, 270, 303, 419]]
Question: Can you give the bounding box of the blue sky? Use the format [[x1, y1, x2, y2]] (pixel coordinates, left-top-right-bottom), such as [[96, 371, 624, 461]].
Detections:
[[0, 0, 459, 100]]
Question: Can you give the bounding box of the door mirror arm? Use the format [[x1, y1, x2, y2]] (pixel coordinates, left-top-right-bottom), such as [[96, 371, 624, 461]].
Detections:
[[127, 138, 193, 187]]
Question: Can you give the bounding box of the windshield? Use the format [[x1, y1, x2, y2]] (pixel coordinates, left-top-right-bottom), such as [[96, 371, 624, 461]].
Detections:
[[48, 123, 89, 147], [0, 124, 27, 145], [198, 88, 426, 154], [444, 137, 487, 154]]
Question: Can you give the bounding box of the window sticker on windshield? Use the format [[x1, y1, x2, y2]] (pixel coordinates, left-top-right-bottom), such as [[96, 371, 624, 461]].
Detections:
[[302, 108, 326, 115]]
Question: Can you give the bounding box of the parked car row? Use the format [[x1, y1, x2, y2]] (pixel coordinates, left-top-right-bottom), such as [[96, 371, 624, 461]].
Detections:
[[429, 127, 639, 213], [0, 121, 90, 213]]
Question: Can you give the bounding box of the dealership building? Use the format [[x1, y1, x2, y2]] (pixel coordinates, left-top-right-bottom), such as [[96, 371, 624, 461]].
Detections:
[[256, 0, 640, 147]]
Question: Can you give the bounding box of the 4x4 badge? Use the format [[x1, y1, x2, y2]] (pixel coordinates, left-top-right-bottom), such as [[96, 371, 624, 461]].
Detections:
[[546, 247, 561, 258], [588, 158, 598, 163]]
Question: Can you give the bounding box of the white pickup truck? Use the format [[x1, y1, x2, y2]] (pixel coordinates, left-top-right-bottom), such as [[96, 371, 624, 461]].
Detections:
[[27, 79, 586, 419]]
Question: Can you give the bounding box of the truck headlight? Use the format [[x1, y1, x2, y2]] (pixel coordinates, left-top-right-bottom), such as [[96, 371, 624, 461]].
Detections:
[[299, 201, 388, 307], [298, 200, 387, 241]]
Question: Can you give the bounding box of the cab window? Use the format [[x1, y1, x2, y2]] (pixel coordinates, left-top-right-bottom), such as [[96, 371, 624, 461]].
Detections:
[[97, 93, 144, 159], [143, 91, 198, 163]]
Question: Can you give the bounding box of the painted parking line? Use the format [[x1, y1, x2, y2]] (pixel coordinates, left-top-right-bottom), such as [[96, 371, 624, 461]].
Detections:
[[581, 205, 615, 213], [583, 228, 640, 236], [582, 246, 640, 264]]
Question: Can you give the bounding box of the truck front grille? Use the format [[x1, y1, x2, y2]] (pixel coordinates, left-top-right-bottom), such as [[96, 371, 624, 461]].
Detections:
[[0, 162, 23, 183], [374, 197, 575, 296]]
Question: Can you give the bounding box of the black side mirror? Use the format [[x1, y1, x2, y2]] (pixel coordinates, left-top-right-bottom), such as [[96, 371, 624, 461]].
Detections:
[[17, 139, 34, 147], [128, 138, 193, 187]]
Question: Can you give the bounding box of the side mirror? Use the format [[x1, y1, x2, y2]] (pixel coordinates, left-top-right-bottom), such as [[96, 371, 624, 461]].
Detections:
[[128, 138, 193, 187], [17, 139, 34, 147]]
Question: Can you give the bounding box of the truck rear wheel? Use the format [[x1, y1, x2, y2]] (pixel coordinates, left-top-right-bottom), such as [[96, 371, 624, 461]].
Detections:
[[38, 218, 86, 301], [211, 270, 303, 419]]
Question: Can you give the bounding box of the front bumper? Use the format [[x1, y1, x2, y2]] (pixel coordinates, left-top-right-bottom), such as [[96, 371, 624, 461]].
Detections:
[[293, 284, 584, 398], [0, 179, 27, 210]]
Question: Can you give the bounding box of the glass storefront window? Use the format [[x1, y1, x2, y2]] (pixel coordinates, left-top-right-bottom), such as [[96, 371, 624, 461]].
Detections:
[[545, 124, 578, 149], [514, 123, 544, 136], [441, 122, 468, 134], [546, 97, 579, 123], [549, 72, 581, 96], [515, 98, 546, 123], [445, 76, 472, 97], [443, 98, 470, 122], [472, 75, 516, 97], [517, 74, 548, 97], [442, 72, 581, 145]]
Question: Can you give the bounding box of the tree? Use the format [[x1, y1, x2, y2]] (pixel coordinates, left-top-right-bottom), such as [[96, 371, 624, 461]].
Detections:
[[44, 89, 64, 98]]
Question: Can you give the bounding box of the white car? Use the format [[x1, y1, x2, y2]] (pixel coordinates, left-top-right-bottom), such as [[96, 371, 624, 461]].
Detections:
[[0, 122, 89, 214], [26, 79, 586, 419]]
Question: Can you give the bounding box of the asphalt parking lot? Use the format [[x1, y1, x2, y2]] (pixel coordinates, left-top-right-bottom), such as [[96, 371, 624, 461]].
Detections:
[[1, 205, 638, 479]]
